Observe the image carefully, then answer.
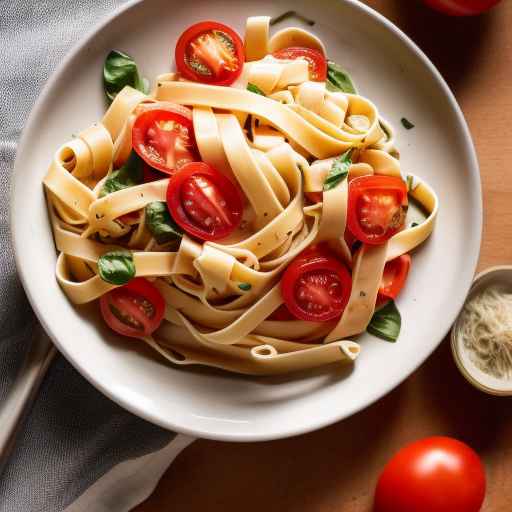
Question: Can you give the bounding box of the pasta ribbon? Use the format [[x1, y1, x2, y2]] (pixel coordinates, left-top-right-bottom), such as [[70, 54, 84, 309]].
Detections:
[[42, 21, 439, 375]]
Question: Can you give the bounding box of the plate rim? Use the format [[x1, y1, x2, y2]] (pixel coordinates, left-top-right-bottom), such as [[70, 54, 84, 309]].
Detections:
[[10, 0, 482, 441]]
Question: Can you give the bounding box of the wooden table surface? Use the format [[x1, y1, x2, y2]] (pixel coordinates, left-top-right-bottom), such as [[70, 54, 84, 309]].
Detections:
[[135, 1, 512, 510]]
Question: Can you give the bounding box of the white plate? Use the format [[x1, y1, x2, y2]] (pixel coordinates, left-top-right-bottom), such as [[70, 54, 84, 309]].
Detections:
[[11, 0, 481, 441]]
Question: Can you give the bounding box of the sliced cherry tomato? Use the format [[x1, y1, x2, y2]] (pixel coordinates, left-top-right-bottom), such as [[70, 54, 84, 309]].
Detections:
[[423, 0, 501, 15], [100, 278, 165, 338], [344, 227, 358, 252], [268, 304, 295, 321], [175, 21, 244, 86], [166, 162, 243, 241], [378, 254, 411, 302], [348, 175, 408, 245], [305, 191, 323, 204], [374, 436, 486, 512], [281, 246, 352, 322], [273, 47, 327, 81], [134, 101, 193, 121], [132, 109, 197, 176]]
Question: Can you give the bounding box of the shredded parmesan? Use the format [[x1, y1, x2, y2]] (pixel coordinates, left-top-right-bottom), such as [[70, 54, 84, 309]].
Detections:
[[457, 285, 512, 379]]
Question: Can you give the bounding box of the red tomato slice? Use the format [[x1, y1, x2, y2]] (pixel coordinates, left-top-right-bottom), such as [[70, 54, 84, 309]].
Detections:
[[166, 162, 243, 241], [423, 0, 501, 15], [273, 47, 327, 81], [344, 227, 359, 253], [374, 436, 486, 512], [348, 175, 408, 245], [305, 191, 323, 204], [134, 101, 193, 121], [281, 246, 352, 322], [132, 109, 197, 176], [378, 254, 411, 302], [175, 21, 244, 86], [100, 278, 165, 338], [268, 304, 295, 321]]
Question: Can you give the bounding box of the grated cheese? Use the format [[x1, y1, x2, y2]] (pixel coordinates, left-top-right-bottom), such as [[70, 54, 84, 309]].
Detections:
[[457, 285, 512, 379]]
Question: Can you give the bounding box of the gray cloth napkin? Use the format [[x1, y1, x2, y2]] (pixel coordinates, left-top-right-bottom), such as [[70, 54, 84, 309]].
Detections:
[[0, 1, 173, 510]]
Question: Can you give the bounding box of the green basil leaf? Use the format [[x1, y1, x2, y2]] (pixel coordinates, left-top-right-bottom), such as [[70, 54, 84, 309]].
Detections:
[[410, 221, 419, 228], [98, 250, 136, 285], [326, 61, 357, 94], [401, 117, 415, 130], [100, 150, 145, 198], [367, 300, 401, 342], [323, 148, 354, 191], [247, 83, 266, 96], [103, 50, 149, 103], [145, 201, 183, 245], [238, 283, 252, 291]]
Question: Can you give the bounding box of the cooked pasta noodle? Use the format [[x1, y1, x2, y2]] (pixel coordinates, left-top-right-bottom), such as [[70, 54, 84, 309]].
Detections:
[[43, 17, 438, 375]]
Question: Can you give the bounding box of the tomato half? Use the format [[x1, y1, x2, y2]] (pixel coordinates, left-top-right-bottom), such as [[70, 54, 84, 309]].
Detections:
[[374, 436, 486, 512], [378, 254, 411, 302], [268, 304, 295, 322], [273, 47, 327, 81], [166, 162, 243, 241], [100, 278, 165, 338], [132, 109, 197, 176], [305, 191, 323, 204], [135, 101, 193, 121], [348, 175, 408, 245], [281, 245, 352, 322], [344, 227, 359, 253], [422, 0, 501, 15], [175, 21, 244, 86]]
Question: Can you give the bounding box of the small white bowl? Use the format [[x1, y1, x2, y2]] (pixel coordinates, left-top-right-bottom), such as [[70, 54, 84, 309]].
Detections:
[[451, 265, 512, 396]]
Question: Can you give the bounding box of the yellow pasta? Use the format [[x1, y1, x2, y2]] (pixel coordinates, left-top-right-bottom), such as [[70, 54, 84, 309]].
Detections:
[[42, 17, 438, 376]]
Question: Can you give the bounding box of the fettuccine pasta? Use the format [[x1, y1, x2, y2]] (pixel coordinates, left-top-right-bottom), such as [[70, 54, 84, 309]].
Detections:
[[43, 17, 438, 375]]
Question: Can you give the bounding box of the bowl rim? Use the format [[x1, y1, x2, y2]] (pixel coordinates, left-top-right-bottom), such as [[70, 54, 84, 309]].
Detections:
[[10, 0, 483, 440]]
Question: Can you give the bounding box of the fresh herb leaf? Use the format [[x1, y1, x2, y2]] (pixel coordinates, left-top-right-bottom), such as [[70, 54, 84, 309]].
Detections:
[[103, 50, 149, 103], [326, 61, 357, 94], [100, 151, 145, 198], [238, 283, 252, 291], [323, 148, 354, 191], [98, 250, 135, 285], [367, 300, 401, 342], [145, 201, 183, 245], [410, 221, 419, 228], [247, 83, 266, 96], [401, 117, 415, 130]]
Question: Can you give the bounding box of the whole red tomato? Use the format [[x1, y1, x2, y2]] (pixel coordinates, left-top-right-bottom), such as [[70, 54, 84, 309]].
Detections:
[[374, 436, 486, 512], [423, 0, 502, 15]]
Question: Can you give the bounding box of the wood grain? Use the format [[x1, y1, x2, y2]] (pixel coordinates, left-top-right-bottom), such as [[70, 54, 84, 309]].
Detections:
[[135, 1, 512, 510]]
